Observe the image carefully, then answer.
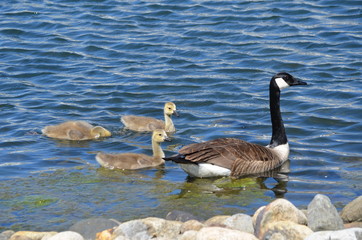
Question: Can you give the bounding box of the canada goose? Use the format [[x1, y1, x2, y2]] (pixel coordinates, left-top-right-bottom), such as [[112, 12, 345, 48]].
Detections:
[[164, 72, 307, 178], [96, 129, 171, 170], [121, 102, 179, 133], [42, 121, 111, 140]]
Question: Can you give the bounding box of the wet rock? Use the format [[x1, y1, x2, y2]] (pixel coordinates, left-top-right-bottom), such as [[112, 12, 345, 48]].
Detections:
[[0, 230, 14, 240], [204, 215, 229, 227], [304, 227, 362, 240], [307, 194, 344, 231], [254, 198, 307, 237], [340, 195, 362, 223], [112, 217, 182, 240], [69, 218, 119, 240], [180, 220, 205, 233], [260, 220, 313, 240], [189, 227, 258, 240], [9, 231, 57, 240], [166, 210, 203, 222], [47, 231, 84, 240], [223, 213, 254, 234]]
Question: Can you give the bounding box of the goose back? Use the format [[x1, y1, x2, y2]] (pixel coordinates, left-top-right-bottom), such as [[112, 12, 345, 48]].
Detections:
[[96, 152, 162, 170], [177, 138, 283, 177], [42, 121, 111, 140], [121, 115, 165, 132]]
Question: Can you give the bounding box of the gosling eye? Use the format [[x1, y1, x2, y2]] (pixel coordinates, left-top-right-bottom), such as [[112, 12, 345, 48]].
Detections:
[[158, 134, 162, 136]]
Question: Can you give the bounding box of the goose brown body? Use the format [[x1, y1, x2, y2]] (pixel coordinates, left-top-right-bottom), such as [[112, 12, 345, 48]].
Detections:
[[42, 121, 111, 140], [176, 138, 282, 177], [96, 129, 171, 170], [121, 102, 178, 133]]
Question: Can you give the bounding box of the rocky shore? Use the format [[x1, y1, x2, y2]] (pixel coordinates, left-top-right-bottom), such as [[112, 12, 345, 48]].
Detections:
[[1, 194, 361, 240]]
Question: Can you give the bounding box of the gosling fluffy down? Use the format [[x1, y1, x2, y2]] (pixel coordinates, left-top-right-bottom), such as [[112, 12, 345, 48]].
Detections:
[[121, 102, 178, 133], [96, 129, 171, 170], [42, 121, 111, 140]]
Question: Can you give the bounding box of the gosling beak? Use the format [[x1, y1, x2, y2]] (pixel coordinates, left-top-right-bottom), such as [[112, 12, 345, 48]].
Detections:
[[173, 110, 179, 117], [164, 137, 172, 142]]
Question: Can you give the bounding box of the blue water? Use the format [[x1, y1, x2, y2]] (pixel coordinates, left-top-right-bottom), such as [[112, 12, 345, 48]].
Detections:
[[0, 0, 361, 231]]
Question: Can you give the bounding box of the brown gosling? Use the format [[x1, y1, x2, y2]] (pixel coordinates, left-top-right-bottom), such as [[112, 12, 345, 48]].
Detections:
[[42, 121, 111, 140], [96, 129, 171, 170], [121, 102, 179, 133]]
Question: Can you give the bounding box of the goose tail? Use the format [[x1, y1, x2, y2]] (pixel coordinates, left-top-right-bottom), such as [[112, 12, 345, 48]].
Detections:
[[163, 154, 192, 164]]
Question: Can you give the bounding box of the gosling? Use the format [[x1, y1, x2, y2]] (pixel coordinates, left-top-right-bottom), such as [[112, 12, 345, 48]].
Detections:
[[42, 121, 111, 140], [96, 129, 171, 170], [121, 102, 178, 133]]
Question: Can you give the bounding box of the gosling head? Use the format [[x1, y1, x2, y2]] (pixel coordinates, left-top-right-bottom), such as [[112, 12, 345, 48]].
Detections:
[[164, 102, 179, 117], [273, 72, 307, 90], [152, 129, 171, 143], [91, 126, 112, 139]]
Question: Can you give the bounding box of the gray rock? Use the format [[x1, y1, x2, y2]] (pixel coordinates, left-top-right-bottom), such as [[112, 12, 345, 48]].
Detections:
[[304, 227, 362, 240], [113, 217, 182, 240], [340, 195, 362, 223], [191, 227, 258, 240], [166, 210, 203, 222], [69, 218, 119, 240], [113, 219, 150, 240], [47, 231, 84, 240], [307, 194, 344, 231], [0, 231, 14, 240], [223, 213, 254, 234]]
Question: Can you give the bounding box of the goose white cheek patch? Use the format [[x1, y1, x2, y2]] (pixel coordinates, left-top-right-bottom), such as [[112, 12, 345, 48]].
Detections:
[[275, 77, 290, 90]]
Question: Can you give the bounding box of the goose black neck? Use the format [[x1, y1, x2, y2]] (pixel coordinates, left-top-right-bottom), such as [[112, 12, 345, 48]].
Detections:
[[269, 80, 288, 147]]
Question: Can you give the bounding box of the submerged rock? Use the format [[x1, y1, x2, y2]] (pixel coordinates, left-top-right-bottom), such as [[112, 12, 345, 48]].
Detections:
[[340, 195, 362, 223], [307, 194, 344, 231]]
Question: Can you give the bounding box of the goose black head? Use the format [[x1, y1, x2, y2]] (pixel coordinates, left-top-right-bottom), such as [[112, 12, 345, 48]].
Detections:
[[273, 72, 307, 90]]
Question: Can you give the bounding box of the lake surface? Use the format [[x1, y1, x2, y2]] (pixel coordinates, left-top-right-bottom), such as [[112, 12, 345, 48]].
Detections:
[[0, 0, 361, 231]]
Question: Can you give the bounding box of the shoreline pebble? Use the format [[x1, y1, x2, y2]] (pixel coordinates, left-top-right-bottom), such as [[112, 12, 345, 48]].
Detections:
[[2, 194, 361, 240]]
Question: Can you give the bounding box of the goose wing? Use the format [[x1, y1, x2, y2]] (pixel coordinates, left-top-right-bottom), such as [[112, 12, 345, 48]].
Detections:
[[178, 138, 281, 177]]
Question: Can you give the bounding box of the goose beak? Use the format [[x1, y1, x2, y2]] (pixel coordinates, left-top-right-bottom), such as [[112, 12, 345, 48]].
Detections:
[[293, 78, 307, 86]]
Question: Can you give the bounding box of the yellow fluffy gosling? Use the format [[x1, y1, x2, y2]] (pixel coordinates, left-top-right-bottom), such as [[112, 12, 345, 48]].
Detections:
[[42, 121, 111, 140], [121, 102, 178, 133], [96, 129, 171, 170]]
